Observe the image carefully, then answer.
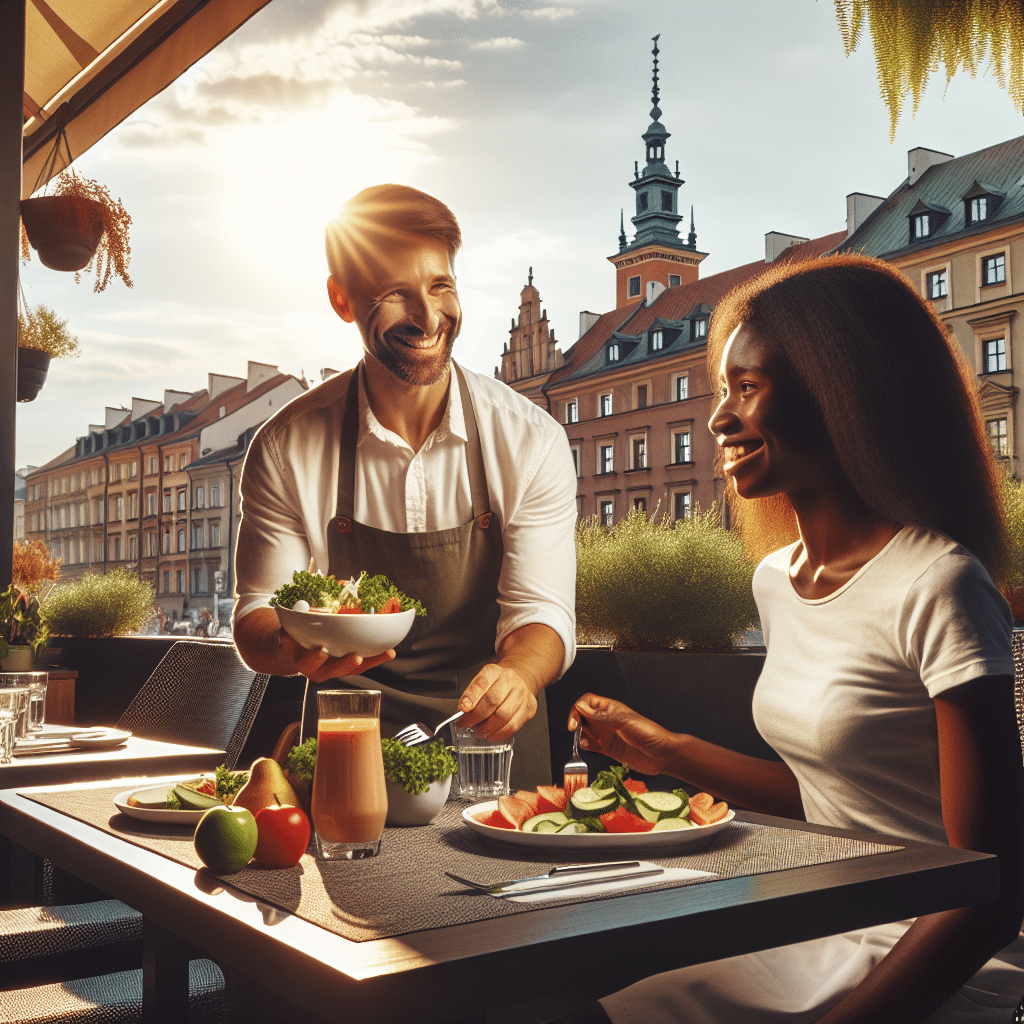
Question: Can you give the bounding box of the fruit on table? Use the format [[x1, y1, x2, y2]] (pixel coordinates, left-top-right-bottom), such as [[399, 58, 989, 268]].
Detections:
[[233, 757, 300, 816], [193, 805, 258, 874], [253, 802, 311, 868]]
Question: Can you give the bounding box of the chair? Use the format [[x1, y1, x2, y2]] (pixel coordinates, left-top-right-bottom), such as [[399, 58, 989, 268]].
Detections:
[[1, 641, 269, 1019]]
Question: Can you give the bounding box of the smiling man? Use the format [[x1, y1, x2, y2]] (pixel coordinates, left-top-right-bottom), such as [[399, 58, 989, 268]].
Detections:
[[231, 184, 578, 789]]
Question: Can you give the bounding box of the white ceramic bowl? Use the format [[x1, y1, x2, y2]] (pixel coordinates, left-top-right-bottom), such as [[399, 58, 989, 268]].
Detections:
[[385, 775, 452, 826], [275, 605, 415, 658]]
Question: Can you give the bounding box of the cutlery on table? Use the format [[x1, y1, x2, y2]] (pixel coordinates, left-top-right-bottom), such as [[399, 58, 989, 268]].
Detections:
[[445, 861, 663, 897], [394, 710, 464, 748], [563, 724, 589, 789]]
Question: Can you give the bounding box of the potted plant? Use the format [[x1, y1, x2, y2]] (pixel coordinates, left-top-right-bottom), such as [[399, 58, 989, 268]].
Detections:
[[17, 302, 80, 402], [0, 584, 48, 671]]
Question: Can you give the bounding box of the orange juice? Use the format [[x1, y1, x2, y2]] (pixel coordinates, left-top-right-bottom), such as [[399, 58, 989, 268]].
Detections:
[[312, 717, 388, 843]]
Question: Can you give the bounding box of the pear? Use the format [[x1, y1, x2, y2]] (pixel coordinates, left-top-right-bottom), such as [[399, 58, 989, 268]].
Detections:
[[233, 757, 300, 815]]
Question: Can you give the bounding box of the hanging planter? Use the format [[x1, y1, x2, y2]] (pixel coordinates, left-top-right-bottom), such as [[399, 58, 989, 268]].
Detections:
[[17, 348, 51, 403], [17, 300, 80, 403], [18, 123, 133, 292]]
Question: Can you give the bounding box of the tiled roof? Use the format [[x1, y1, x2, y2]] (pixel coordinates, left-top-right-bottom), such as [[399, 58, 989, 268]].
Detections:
[[839, 135, 1024, 258], [546, 230, 845, 388]]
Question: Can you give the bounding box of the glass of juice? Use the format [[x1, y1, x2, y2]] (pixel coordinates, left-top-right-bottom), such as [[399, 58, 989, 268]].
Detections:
[[312, 690, 388, 860]]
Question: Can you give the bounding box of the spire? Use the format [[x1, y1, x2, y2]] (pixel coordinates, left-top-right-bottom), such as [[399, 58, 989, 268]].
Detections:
[[618, 209, 627, 251], [650, 34, 661, 120], [528, 266, 533, 287], [688, 206, 697, 249]]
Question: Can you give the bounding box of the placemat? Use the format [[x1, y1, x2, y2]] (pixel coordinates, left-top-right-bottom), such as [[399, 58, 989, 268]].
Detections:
[[26, 786, 902, 944]]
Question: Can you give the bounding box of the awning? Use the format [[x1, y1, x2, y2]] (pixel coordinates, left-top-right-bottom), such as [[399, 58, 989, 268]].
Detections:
[[21, 0, 271, 198]]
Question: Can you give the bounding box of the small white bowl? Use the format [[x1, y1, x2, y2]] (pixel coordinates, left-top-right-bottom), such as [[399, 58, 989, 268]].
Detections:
[[385, 776, 452, 826], [275, 605, 415, 658]]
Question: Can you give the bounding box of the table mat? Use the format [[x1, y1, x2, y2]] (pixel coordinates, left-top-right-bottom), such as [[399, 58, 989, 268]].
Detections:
[[26, 786, 902, 944]]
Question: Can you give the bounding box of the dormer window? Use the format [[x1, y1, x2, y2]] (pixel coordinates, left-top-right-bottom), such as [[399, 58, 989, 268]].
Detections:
[[963, 181, 1003, 227], [693, 318, 708, 339], [913, 214, 930, 240], [907, 199, 949, 244], [608, 343, 620, 362], [969, 197, 988, 224], [651, 329, 664, 351]]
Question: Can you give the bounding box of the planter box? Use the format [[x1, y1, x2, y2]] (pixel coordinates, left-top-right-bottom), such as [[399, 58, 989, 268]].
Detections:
[[547, 646, 775, 788]]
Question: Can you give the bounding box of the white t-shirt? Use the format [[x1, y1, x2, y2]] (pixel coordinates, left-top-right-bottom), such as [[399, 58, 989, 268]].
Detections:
[[233, 361, 578, 674], [752, 525, 1014, 846]]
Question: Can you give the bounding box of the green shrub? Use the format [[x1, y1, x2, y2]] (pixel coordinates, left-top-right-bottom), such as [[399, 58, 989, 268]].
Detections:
[[1003, 473, 1024, 592], [41, 568, 155, 637], [576, 508, 760, 651]]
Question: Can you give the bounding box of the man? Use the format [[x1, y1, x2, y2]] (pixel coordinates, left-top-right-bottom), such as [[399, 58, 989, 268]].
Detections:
[[232, 184, 577, 787]]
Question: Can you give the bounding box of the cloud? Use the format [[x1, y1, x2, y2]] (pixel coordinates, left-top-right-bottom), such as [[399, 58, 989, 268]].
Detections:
[[471, 36, 525, 49]]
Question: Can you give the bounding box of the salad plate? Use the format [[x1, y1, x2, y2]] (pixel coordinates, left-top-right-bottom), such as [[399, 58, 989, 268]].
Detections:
[[462, 801, 736, 851], [113, 786, 206, 825]]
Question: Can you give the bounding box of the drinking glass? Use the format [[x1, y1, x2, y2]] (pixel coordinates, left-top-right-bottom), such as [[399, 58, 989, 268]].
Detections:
[[312, 690, 388, 860], [453, 725, 514, 800], [26, 674, 47, 730], [0, 687, 31, 739], [0, 709, 16, 763]]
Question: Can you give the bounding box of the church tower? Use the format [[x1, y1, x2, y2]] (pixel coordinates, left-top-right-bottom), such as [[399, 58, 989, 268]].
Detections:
[[608, 36, 708, 308], [495, 268, 563, 406]]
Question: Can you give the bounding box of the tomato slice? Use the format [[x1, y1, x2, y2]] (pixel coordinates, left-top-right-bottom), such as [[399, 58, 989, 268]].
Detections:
[[379, 596, 403, 614], [333, 607, 363, 614]]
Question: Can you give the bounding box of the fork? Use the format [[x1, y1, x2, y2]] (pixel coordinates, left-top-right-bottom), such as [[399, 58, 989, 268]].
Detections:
[[445, 861, 652, 895], [393, 710, 465, 748], [563, 724, 589, 789]]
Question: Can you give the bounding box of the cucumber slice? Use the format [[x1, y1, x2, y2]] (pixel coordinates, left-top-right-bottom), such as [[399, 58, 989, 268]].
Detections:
[[651, 816, 695, 831], [633, 791, 686, 822], [533, 819, 562, 833], [555, 820, 591, 834], [172, 784, 223, 811], [569, 788, 619, 818], [521, 811, 570, 833]]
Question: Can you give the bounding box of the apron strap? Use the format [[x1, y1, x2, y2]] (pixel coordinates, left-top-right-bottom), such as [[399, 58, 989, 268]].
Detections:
[[335, 361, 491, 522]]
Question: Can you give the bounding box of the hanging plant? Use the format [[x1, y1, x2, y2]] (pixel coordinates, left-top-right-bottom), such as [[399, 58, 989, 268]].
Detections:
[[834, 1, 1024, 141], [15, 300, 80, 402], [19, 123, 133, 291]]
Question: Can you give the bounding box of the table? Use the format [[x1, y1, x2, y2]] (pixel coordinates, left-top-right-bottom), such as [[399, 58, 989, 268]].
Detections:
[[0, 777, 999, 1024]]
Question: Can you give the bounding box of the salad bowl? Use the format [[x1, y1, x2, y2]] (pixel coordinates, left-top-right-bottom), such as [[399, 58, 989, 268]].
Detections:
[[275, 605, 415, 658]]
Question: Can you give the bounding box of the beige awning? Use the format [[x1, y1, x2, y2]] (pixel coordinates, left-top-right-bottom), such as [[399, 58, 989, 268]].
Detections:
[[21, 0, 271, 198]]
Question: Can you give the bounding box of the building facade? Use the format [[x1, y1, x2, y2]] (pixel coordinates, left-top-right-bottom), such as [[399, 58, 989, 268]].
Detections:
[[24, 362, 305, 626]]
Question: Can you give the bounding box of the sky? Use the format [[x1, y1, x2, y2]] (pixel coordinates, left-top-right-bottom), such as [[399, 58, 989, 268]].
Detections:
[[15, 0, 1024, 470]]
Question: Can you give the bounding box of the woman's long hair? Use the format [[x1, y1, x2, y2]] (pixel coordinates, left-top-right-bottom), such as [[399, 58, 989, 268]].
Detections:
[[707, 253, 1006, 579]]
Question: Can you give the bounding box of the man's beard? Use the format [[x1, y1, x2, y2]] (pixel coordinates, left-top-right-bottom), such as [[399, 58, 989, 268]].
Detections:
[[373, 316, 460, 387]]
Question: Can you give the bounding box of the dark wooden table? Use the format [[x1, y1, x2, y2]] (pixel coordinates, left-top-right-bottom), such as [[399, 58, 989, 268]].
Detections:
[[0, 777, 1000, 1024]]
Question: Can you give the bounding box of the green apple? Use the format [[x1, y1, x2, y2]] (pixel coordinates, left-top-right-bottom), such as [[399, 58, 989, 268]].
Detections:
[[193, 805, 258, 874]]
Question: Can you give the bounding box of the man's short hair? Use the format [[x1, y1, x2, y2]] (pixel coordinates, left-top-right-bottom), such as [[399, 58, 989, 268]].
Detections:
[[325, 184, 462, 287]]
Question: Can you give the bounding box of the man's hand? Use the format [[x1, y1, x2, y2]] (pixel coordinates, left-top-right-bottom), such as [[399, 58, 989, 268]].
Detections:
[[458, 663, 538, 742], [281, 632, 396, 683]]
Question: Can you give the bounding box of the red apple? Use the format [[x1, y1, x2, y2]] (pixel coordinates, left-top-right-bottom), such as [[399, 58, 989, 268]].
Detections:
[[252, 801, 311, 868]]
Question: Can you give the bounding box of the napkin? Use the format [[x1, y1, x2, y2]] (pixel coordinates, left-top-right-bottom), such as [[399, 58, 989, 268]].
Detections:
[[506, 860, 716, 903]]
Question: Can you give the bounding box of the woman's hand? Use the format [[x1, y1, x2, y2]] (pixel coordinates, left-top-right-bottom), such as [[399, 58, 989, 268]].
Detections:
[[568, 693, 676, 777]]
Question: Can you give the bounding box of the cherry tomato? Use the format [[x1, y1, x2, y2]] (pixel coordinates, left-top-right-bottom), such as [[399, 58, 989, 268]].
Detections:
[[252, 803, 311, 868]]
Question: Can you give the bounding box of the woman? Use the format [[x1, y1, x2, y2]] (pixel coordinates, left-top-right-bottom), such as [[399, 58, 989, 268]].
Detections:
[[567, 254, 1024, 1024]]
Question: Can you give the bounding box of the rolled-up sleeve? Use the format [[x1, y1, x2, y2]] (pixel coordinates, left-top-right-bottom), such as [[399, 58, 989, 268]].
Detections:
[[495, 429, 578, 677], [233, 424, 314, 624]]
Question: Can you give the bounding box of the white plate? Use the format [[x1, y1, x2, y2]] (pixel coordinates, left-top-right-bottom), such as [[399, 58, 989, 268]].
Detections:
[[14, 727, 131, 753], [462, 801, 736, 851], [113, 785, 206, 825]]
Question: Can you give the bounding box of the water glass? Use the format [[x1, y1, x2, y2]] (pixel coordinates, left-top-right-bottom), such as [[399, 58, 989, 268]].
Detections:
[[312, 690, 388, 860], [27, 675, 47, 730], [0, 709, 16, 763], [453, 725, 514, 800], [0, 687, 31, 739]]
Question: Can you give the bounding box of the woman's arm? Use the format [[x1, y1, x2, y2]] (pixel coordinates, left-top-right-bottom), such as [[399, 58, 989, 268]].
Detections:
[[568, 693, 804, 819], [817, 674, 1024, 1024]]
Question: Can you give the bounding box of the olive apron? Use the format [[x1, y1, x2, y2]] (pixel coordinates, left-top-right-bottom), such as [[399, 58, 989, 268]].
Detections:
[[299, 363, 551, 790]]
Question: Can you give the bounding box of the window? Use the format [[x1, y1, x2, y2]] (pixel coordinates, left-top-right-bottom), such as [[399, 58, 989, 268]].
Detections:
[[600, 500, 614, 527], [693, 318, 707, 339], [112, 536, 122, 561], [651, 329, 663, 351], [913, 214, 930, 239], [607, 343, 620, 362], [628, 276, 641, 298], [95, 537, 104, 562], [129, 461, 138, 479], [179, 453, 189, 470], [195, 486, 205, 509], [162, 531, 170, 554], [660, 190, 673, 211], [969, 196, 989, 224], [669, 275, 680, 288], [129, 535, 137, 561], [565, 400, 578, 424], [570, 446, 581, 478], [211, 484, 221, 507], [113, 496, 123, 521], [162, 571, 170, 593], [636, 385, 648, 409], [675, 375, 689, 402], [631, 436, 647, 469], [145, 533, 157, 557], [177, 528, 186, 553], [94, 499, 103, 524], [147, 493, 157, 516], [674, 491, 692, 521], [633, 496, 648, 514], [638, 193, 648, 212], [599, 393, 612, 417], [177, 489, 186, 512], [984, 253, 1006, 285], [164, 456, 172, 472], [988, 418, 1009, 458], [984, 338, 1007, 373], [193, 568, 203, 594], [599, 445, 614, 474], [674, 430, 692, 464], [210, 522, 220, 548], [927, 269, 947, 299], [192, 524, 204, 549], [149, 457, 158, 475], [128, 493, 137, 519], [176, 570, 184, 593]]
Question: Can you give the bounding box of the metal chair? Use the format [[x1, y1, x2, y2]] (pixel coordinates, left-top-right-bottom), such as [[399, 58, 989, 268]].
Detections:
[[1, 641, 269, 1017]]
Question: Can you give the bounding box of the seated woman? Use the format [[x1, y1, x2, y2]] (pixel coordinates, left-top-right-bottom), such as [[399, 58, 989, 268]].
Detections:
[[567, 254, 1024, 1024]]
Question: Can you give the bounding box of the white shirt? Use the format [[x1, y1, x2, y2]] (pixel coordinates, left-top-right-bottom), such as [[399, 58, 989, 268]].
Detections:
[[752, 525, 1014, 845], [233, 361, 578, 674]]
